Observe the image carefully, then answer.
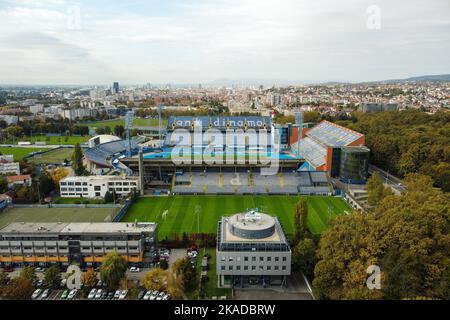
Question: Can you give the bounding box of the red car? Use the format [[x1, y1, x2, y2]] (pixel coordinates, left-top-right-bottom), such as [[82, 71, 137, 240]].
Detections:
[[3, 266, 13, 273]]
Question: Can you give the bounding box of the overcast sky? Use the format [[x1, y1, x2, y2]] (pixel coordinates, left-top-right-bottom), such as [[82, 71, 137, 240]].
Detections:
[[0, 0, 449, 85]]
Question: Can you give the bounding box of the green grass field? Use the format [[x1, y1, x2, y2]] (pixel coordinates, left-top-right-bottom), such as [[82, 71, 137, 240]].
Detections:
[[26, 147, 75, 164], [0, 147, 52, 161], [0, 207, 118, 229], [82, 117, 167, 129], [121, 195, 350, 239], [1, 135, 88, 145]]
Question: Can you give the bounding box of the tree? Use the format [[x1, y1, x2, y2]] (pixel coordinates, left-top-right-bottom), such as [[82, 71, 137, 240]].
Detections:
[[44, 266, 61, 289], [366, 172, 390, 207], [292, 238, 317, 279], [72, 143, 86, 176], [313, 179, 450, 300], [38, 172, 55, 198], [100, 251, 128, 289], [172, 258, 197, 291], [293, 198, 309, 245], [114, 125, 125, 137], [51, 167, 69, 187], [142, 268, 183, 299], [0, 277, 34, 300], [81, 269, 98, 289], [20, 266, 37, 285]]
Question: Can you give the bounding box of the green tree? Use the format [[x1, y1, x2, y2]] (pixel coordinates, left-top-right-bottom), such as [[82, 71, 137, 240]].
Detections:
[[172, 258, 197, 291], [366, 172, 389, 207], [100, 251, 128, 289], [71, 143, 86, 176], [20, 266, 37, 285], [292, 238, 317, 279], [293, 198, 309, 245], [114, 125, 125, 137], [44, 266, 61, 289]]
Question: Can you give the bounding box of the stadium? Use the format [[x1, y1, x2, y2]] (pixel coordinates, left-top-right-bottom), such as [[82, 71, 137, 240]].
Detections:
[[84, 115, 369, 194]]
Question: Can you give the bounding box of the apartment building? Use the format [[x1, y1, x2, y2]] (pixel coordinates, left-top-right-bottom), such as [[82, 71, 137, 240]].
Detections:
[[0, 222, 158, 268], [216, 211, 291, 288], [59, 175, 139, 198]]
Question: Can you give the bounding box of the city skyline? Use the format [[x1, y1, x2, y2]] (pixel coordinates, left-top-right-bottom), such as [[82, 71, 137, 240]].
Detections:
[[0, 0, 449, 85]]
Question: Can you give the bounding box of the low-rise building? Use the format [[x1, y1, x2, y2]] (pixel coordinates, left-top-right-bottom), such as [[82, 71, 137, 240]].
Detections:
[[0, 161, 20, 175], [59, 175, 139, 198], [0, 222, 158, 268], [7, 175, 32, 188], [216, 210, 291, 288]]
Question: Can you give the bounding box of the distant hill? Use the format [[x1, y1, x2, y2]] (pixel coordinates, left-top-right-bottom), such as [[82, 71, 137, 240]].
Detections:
[[373, 74, 450, 83]]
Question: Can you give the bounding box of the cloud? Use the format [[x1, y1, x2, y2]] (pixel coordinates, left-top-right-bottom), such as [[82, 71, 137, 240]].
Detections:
[[0, 0, 449, 84]]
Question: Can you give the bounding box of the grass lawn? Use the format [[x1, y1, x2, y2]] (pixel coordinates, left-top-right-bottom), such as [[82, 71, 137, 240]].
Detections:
[[121, 195, 350, 239], [26, 147, 75, 164], [198, 247, 232, 299], [1, 135, 89, 145], [82, 118, 167, 129], [0, 207, 118, 229], [0, 147, 52, 161]]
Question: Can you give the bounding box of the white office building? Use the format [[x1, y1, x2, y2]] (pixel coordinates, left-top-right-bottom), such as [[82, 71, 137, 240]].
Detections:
[[216, 210, 291, 288], [0, 162, 20, 175], [59, 175, 139, 198]]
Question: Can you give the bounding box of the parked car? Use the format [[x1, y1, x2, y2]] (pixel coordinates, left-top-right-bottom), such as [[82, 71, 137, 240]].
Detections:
[[3, 266, 13, 273], [88, 288, 97, 300], [31, 289, 42, 300], [97, 280, 103, 287], [107, 291, 115, 300], [36, 279, 44, 287], [60, 279, 67, 288], [138, 290, 146, 300], [119, 290, 128, 300], [143, 290, 152, 300], [129, 267, 140, 273], [60, 289, 69, 299], [162, 293, 171, 300], [150, 291, 158, 300], [95, 289, 103, 299], [157, 291, 165, 300], [35, 267, 45, 273], [101, 290, 108, 299], [114, 290, 121, 299], [41, 289, 50, 299], [67, 289, 78, 300]]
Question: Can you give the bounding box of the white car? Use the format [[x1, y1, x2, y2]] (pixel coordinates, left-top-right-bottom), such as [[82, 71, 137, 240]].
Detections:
[[67, 289, 78, 300], [60, 278, 67, 288], [95, 289, 103, 299], [143, 291, 153, 300], [88, 288, 97, 300], [162, 294, 171, 300], [129, 267, 140, 273], [119, 290, 128, 300], [41, 289, 50, 299], [114, 290, 121, 299], [150, 291, 158, 300], [31, 289, 42, 300]]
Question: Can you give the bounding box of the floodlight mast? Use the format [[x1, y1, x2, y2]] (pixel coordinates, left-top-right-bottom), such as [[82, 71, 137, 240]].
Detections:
[[157, 103, 164, 147], [125, 110, 135, 157]]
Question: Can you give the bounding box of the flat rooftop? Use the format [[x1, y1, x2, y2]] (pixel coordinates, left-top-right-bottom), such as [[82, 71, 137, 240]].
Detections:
[[0, 222, 157, 235]]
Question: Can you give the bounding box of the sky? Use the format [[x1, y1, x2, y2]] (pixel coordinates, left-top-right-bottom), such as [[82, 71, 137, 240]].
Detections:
[[0, 0, 449, 85]]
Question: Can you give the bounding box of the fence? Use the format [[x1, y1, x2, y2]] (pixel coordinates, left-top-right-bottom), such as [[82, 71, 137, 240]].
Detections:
[[12, 203, 121, 209], [112, 199, 135, 222]]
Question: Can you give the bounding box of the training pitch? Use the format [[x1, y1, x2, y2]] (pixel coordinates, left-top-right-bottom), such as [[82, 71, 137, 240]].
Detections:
[[121, 195, 351, 239], [0, 207, 118, 229]]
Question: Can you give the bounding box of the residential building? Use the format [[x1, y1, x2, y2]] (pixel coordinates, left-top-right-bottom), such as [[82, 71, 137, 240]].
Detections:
[[0, 222, 158, 267], [216, 210, 291, 288], [7, 175, 32, 188], [59, 175, 139, 198]]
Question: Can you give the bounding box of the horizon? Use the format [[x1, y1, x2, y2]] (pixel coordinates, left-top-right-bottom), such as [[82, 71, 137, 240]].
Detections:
[[0, 0, 449, 85]]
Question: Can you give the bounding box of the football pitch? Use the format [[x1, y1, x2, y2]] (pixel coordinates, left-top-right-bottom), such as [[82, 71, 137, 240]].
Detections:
[[121, 195, 351, 239], [0, 207, 118, 229]]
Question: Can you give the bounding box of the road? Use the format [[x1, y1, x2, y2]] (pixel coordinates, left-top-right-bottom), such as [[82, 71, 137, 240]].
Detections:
[[369, 164, 406, 194]]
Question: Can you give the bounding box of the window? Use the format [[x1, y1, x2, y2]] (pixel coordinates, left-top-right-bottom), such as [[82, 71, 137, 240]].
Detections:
[[251, 266, 256, 271], [236, 266, 241, 271], [221, 257, 226, 262], [95, 192, 100, 197], [267, 266, 272, 270], [274, 266, 279, 270], [221, 266, 225, 271], [282, 266, 286, 270], [244, 257, 248, 262], [259, 257, 263, 262], [259, 266, 263, 271], [94, 186, 101, 191], [275, 257, 279, 262], [251, 257, 256, 262], [228, 257, 233, 262], [267, 257, 271, 262], [244, 266, 248, 270], [228, 266, 233, 270], [282, 257, 287, 262]]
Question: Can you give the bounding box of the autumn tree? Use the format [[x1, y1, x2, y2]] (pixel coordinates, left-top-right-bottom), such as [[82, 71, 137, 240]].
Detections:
[[292, 238, 317, 279], [172, 258, 197, 291], [51, 167, 69, 188], [366, 172, 392, 207], [142, 268, 183, 299], [20, 266, 37, 285], [313, 176, 450, 300], [81, 269, 97, 289], [100, 251, 128, 289], [0, 277, 34, 300]]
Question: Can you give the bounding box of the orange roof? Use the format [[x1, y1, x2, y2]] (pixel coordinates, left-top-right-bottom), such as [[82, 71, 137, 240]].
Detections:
[[7, 175, 32, 183]]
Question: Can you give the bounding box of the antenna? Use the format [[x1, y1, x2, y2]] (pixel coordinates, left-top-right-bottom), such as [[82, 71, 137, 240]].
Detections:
[[157, 103, 164, 147]]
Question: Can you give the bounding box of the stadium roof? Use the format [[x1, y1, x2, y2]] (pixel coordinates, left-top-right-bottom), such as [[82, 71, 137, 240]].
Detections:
[[85, 139, 138, 167], [306, 120, 363, 147]]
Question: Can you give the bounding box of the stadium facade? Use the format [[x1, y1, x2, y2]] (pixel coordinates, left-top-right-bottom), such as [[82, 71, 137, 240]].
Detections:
[[83, 116, 370, 194]]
